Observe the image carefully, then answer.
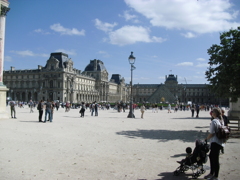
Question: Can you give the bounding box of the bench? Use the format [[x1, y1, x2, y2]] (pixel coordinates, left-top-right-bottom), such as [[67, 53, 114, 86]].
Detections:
[[228, 118, 240, 131]]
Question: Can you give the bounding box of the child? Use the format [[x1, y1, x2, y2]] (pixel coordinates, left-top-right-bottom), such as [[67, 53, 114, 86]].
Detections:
[[177, 147, 193, 165]]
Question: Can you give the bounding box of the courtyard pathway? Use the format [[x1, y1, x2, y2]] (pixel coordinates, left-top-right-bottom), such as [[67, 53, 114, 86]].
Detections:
[[0, 106, 239, 180]]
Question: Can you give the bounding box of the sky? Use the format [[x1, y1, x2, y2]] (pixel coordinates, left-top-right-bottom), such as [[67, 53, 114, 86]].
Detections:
[[3, 0, 240, 85]]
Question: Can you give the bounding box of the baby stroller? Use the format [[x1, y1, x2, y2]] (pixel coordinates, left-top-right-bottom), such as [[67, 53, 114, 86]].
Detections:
[[173, 139, 210, 179]]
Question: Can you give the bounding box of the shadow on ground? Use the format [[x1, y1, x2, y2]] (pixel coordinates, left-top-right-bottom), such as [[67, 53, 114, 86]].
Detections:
[[172, 117, 210, 120], [157, 172, 190, 180], [116, 129, 208, 142]]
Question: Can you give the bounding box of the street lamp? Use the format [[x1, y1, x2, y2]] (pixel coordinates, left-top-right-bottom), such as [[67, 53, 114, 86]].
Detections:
[[127, 51, 136, 118]]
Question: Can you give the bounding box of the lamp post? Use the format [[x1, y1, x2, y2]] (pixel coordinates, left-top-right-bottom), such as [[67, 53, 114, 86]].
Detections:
[[127, 51, 136, 118]]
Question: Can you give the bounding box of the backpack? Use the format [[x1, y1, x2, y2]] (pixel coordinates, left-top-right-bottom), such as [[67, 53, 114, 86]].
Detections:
[[10, 101, 14, 107], [215, 120, 231, 143]]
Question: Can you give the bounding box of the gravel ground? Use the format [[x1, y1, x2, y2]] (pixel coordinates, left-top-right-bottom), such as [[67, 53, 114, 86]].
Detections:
[[0, 106, 239, 180]]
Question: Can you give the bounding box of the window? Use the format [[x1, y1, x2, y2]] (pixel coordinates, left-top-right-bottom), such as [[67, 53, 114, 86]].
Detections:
[[50, 80, 53, 88]]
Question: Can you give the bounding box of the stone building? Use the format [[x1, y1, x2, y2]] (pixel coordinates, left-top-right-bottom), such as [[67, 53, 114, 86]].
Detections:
[[3, 52, 128, 103], [133, 74, 229, 106]]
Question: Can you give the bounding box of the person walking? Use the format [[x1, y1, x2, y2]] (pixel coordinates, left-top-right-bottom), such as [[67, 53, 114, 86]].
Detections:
[[168, 103, 172, 113], [94, 101, 98, 116], [204, 108, 225, 180], [155, 104, 158, 113], [90, 102, 95, 116], [140, 104, 146, 119], [43, 99, 52, 123], [80, 102, 86, 117], [37, 100, 44, 122], [55, 101, 60, 111], [195, 104, 200, 118], [191, 104, 195, 117], [29, 100, 34, 113], [10, 101, 17, 118], [50, 101, 55, 121]]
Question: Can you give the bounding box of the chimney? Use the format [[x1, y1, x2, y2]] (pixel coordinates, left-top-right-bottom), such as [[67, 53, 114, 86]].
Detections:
[[10, 66, 15, 71]]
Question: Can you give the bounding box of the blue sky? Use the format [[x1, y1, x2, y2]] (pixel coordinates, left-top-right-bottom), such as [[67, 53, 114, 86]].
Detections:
[[3, 0, 240, 85]]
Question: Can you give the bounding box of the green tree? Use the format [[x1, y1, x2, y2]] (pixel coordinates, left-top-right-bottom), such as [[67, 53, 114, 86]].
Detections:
[[206, 27, 240, 102]]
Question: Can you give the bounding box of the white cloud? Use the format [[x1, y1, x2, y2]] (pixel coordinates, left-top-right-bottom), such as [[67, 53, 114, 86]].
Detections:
[[50, 23, 85, 36], [94, 19, 117, 32], [12, 50, 35, 56], [55, 49, 77, 56], [140, 77, 149, 80], [181, 32, 196, 38], [98, 51, 110, 57], [4, 56, 12, 62], [10, 50, 48, 57], [108, 25, 166, 46], [196, 58, 206, 61], [34, 28, 50, 35], [196, 63, 208, 67], [119, 11, 139, 23], [176, 62, 193, 66], [193, 75, 205, 79], [158, 76, 165, 80], [124, 0, 240, 34]]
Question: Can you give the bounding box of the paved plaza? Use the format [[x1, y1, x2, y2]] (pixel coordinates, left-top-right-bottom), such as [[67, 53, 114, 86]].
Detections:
[[0, 106, 240, 180]]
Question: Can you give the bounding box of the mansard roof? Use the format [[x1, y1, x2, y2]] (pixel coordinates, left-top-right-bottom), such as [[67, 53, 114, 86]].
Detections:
[[84, 59, 107, 72], [48, 52, 69, 68]]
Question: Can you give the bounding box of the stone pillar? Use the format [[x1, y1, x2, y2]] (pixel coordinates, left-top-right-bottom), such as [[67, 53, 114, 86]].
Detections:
[[0, 0, 10, 119], [228, 98, 240, 119]]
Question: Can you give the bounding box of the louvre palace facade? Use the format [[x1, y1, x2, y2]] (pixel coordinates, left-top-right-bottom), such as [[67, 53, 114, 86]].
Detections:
[[132, 74, 228, 106], [3, 52, 128, 103], [3, 52, 228, 106]]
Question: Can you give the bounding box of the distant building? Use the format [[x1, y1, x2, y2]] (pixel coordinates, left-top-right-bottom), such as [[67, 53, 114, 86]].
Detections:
[[132, 74, 228, 106], [3, 52, 128, 103]]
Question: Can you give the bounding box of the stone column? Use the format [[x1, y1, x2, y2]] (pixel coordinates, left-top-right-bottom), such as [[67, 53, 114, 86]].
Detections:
[[0, 0, 10, 119]]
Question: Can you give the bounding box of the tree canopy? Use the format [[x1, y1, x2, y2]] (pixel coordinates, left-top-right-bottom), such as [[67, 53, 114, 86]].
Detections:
[[206, 27, 240, 102]]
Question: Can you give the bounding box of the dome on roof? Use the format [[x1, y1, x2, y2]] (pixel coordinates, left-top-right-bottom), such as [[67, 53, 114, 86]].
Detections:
[[84, 59, 107, 72], [165, 74, 178, 83], [165, 74, 177, 81]]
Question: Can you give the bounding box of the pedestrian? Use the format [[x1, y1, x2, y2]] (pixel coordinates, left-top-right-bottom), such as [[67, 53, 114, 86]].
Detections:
[[55, 101, 60, 111], [43, 99, 52, 123], [94, 101, 98, 116], [205, 108, 225, 180], [51, 101, 55, 121], [90, 102, 95, 116], [29, 100, 34, 113], [37, 100, 44, 122], [79, 102, 86, 117], [140, 104, 146, 118], [168, 103, 172, 113], [195, 104, 200, 118], [155, 104, 158, 113], [174, 104, 178, 112], [191, 104, 195, 117], [9, 101, 17, 118], [221, 109, 229, 126]]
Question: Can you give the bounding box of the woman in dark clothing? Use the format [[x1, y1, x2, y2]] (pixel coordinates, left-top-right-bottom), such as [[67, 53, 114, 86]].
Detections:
[[221, 109, 229, 126], [80, 102, 86, 117], [205, 108, 225, 180]]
